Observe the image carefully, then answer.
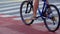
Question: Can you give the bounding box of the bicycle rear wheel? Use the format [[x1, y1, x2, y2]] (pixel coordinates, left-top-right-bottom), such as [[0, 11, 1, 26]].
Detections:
[[20, 1, 34, 25], [44, 4, 60, 32]]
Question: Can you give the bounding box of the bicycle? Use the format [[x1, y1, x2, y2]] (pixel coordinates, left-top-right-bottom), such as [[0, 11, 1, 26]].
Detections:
[[20, 0, 60, 32]]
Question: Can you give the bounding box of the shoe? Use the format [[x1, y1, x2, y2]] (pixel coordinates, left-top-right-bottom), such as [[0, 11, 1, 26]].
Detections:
[[31, 16, 37, 20], [25, 17, 37, 23]]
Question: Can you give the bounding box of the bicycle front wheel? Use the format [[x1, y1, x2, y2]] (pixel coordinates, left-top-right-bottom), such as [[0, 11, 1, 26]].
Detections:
[[44, 4, 60, 32], [20, 1, 34, 25]]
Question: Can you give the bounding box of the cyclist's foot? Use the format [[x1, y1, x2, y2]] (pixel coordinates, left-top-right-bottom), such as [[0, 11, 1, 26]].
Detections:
[[31, 16, 37, 20], [25, 16, 37, 23], [25, 19, 32, 23]]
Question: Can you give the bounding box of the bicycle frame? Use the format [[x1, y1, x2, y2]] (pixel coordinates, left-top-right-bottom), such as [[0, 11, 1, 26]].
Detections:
[[28, 0, 49, 18], [38, 0, 48, 17]]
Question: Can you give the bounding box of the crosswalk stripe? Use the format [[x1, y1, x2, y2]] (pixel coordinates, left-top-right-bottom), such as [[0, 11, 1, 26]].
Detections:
[[0, 1, 20, 3], [0, 6, 19, 10]]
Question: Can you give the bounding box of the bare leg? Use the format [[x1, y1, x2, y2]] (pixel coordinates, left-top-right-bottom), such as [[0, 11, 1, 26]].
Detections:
[[32, 0, 39, 19], [25, 0, 39, 22], [46, 0, 49, 4]]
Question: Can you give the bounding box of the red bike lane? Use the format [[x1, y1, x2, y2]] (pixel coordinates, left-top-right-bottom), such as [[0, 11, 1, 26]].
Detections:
[[0, 15, 60, 34]]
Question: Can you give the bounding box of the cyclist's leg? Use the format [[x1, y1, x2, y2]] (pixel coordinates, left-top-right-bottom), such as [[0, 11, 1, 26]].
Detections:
[[23, 0, 39, 22], [46, 0, 49, 4], [32, 0, 39, 19]]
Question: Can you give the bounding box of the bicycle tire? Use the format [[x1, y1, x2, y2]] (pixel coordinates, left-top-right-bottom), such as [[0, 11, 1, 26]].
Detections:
[[20, 1, 34, 25], [44, 4, 60, 32]]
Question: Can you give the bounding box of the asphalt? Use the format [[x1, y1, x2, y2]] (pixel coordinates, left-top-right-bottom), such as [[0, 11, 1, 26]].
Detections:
[[0, 0, 60, 34]]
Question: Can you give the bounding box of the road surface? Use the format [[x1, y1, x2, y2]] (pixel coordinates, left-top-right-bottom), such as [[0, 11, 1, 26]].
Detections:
[[0, 0, 60, 34]]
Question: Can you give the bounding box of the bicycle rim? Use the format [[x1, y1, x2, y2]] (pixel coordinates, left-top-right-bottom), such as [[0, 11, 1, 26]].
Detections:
[[44, 5, 60, 32]]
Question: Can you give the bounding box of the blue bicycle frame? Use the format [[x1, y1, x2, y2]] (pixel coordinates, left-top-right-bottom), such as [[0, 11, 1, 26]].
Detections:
[[38, 0, 48, 17]]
